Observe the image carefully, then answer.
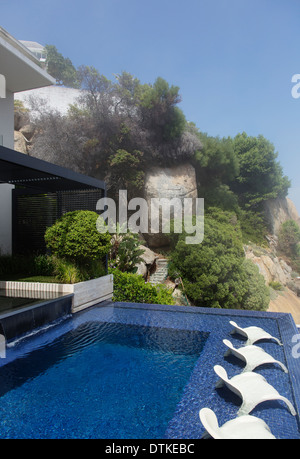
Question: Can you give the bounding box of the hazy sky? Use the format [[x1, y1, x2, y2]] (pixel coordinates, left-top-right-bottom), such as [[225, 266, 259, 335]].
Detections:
[[1, 0, 300, 212]]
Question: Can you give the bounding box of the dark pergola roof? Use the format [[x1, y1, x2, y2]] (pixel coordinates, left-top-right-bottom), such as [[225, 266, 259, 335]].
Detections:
[[0, 146, 106, 192]]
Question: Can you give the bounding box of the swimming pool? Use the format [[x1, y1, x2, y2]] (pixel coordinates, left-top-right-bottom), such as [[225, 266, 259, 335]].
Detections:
[[0, 301, 299, 439]]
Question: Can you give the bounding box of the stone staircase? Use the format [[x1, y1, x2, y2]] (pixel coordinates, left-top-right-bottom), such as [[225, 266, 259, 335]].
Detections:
[[149, 258, 169, 285]]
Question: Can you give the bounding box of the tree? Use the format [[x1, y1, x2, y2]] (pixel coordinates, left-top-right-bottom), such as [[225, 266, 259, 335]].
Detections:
[[45, 45, 80, 88], [108, 149, 145, 200], [231, 132, 290, 209], [30, 68, 201, 196], [194, 132, 239, 185], [193, 131, 239, 211]]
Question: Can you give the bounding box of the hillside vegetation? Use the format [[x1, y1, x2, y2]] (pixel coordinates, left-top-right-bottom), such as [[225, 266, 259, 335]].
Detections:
[[14, 47, 300, 311]]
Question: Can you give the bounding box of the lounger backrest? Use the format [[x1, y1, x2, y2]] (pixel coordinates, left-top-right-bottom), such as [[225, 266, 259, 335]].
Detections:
[[199, 408, 222, 439], [214, 365, 243, 400]]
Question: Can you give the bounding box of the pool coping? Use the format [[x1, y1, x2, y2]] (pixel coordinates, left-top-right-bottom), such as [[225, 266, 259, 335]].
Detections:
[[0, 274, 113, 313]]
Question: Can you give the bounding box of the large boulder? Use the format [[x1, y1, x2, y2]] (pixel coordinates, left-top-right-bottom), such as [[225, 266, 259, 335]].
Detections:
[[135, 245, 158, 278], [14, 108, 30, 131], [143, 163, 198, 248]]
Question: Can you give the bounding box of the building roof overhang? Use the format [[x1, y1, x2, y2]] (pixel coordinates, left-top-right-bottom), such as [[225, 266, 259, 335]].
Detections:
[[0, 145, 106, 193], [0, 27, 55, 93]]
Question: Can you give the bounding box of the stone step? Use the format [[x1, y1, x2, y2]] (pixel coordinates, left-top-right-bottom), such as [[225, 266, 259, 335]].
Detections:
[[149, 259, 169, 284]]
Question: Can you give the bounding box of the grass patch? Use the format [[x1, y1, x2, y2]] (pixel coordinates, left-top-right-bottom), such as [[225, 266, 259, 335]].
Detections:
[[0, 275, 60, 283]]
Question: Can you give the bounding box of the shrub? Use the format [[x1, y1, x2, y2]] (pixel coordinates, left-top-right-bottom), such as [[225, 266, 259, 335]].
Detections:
[[269, 281, 283, 291], [109, 268, 175, 305], [169, 210, 269, 310], [238, 260, 270, 311], [45, 210, 111, 263]]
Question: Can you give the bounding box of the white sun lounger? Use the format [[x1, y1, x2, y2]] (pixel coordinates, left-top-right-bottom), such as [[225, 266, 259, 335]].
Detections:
[[214, 365, 296, 416], [199, 407, 276, 439], [223, 339, 288, 373], [229, 321, 282, 346]]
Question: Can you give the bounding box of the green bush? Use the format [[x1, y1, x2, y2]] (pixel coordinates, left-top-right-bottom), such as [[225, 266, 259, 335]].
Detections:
[[238, 260, 270, 311], [269, 281, 283, 291], [109, 268, 175, 305], [45, 210, 111, 263], [169, 209, 269, 310]]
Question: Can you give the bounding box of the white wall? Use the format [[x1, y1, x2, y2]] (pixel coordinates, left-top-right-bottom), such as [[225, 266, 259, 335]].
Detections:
[[0, 89, 14, 148], [0, 88, 14, 254]]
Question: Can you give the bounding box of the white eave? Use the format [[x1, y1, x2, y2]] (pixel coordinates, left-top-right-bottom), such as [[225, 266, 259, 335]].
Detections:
[[0, 26, 55, 93]]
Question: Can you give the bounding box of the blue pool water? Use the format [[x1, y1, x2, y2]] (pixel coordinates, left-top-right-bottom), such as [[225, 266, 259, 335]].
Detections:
[[0, 321, 208, 439], [0, 301, 299, 439]]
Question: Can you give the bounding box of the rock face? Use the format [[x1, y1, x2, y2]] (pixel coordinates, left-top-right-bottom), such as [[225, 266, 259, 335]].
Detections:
[[143, 163, 198, 248], [264, 197, 300, 235], [245, 245, 293, 286]]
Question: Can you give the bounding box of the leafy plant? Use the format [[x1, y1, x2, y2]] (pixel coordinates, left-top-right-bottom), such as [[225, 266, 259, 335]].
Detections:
[[109, 229, 145, 273], [52, 257, 83, 284]]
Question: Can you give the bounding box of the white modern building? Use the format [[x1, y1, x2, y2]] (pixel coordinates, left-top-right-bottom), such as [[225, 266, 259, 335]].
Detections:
[[0, 26, 55, 254], [19, 40, 47, 64]]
